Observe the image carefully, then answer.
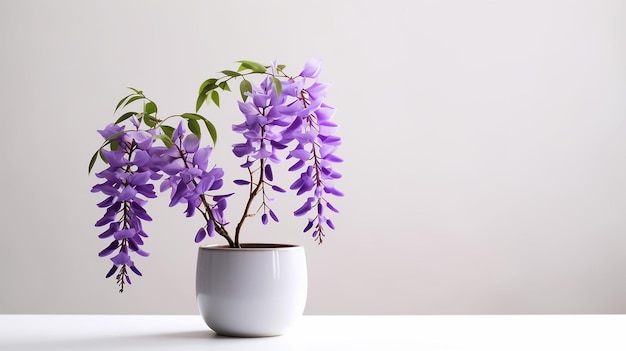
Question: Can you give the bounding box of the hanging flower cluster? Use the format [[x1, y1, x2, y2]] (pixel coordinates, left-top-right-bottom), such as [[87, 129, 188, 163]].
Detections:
[[230, 60, 343, 242], [90, 59, 342, 291], [91, 122, 157, 292]]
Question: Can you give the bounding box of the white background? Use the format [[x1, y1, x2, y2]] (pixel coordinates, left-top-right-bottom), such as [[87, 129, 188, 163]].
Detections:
[[1, 0, 625, 315]]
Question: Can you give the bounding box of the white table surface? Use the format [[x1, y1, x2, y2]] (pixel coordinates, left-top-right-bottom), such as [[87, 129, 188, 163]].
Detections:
[[0, 314, 624, 350]]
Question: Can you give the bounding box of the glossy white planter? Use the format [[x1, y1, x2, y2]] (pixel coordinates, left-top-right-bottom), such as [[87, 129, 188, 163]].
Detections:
[[196, 244, 308, 337]]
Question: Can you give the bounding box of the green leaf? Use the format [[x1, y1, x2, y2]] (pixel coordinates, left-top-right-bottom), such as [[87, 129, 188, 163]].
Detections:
[[277, 64, 286, 71], [210, 90, 220, 107], [154, 134, 173, 148], [218, 81, 231, 92], [127, 87, 143, 94], [115, 93, 133, 112], [181, 112, 202, 120], [182, 113, 217, 144], [160, 125, 175, 138], [272, 77, 282, 97], [122, 95, 145, 109], [221, 70, 241, 77], [195, 93, 207, 112], [203, 118, 218, 145], [144, 101, 157, 115], [239, 79, 252, 101], [237, 60, 267, 73], [199, 78, 218, 95], [88, 150, 99, 174], [144, 114, 158, 127], [187, 118, 201, 136], [114, 111, 137, 125]]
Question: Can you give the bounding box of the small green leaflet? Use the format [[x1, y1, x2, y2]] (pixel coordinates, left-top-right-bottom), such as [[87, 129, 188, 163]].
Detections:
[[188, 118, 201, 136], [239, 80, 252, 101], [144, 101, 157, 115], [154, 134, 173, 148], [195, 93, 206, 112], [160, 125, 175, 138], [236, 60, 266, 73], [272, 77, 282, 97], [114, 111, 136, 125], [182, 113, 217, 144], [210, 90, 220, 107], [221, 70, 241, 77]]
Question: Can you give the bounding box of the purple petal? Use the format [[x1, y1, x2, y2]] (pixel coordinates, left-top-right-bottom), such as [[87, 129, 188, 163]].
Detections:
[[196, 174, 215, 194], [289, 149, 311, 161], [98, 240, 120, 257], [238, 101, 260, 116], [130, 265, 142, 276], [288, 160, 305, 172], [207, 220, 215, 237], [303, 220, 314, 233], [126, 131, 153, 149], [185, 201, 196, 217], [169, 181, 189, 207], [271, 185, 286, 193], [98, 222, 120, 239], [117, 185, 138, 201], [209, 179, 223, 191], [135, 249, 150, 257], [270, 140, 288, 150], [324, 186, 344, 197], [234, 179, 250, 185], [293, 201, 312, 216], [269, 209, 279, 222], [323, 154, 344, 163], [183, 134, 200, 153], [111, 251, 133, 266], [113, 228, 136, 240], [161, 158, 186, 175], [101, 149, 128, 168], [264, 164, 274, 181], [135, 184, 157, 198], [326, 219, 335, 230], [98, 124, 125, 140], [261, 213, 268, 225], [96, 196, 115, 208], [194, 227, 207, 243], [95, 212, 116, 227], [232, 142, 255, 158], [306, 82, 330, 99], [326, 201, 339, 213], [300, 58, 322, 78], [131, 202, 152, 221], [105, 264, 118, 278], [172, 121, 186, 142], [193, 147, 212, 170]]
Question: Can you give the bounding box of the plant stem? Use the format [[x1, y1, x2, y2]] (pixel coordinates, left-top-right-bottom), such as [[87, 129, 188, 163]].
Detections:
[[234, 158, 265, 247]]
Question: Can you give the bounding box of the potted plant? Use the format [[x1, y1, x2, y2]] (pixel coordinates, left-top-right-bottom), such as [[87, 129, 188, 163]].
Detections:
[[89, 59, 342, 337]]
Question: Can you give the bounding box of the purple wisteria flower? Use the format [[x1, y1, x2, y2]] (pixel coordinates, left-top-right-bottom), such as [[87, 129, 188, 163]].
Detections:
[[90, 59, 342, 291], [230, 58, 343, 243], [91, 123, 157, 292]]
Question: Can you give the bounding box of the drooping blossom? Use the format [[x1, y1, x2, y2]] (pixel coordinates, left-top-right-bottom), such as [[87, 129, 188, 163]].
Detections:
[[230, 59, 343, 242], [151, 122, 229, 242], [91, 124, 157, 292]]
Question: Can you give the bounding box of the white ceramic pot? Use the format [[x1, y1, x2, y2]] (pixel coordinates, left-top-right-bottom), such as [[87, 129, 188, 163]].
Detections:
[[196, 243, 308, 337]]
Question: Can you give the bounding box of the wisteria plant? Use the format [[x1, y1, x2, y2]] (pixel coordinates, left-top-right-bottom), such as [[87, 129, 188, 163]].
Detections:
[[89, 59, 342, 292]]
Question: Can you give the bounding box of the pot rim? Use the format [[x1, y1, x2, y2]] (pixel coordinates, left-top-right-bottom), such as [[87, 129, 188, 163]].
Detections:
[[199, 243, 303, 251]]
